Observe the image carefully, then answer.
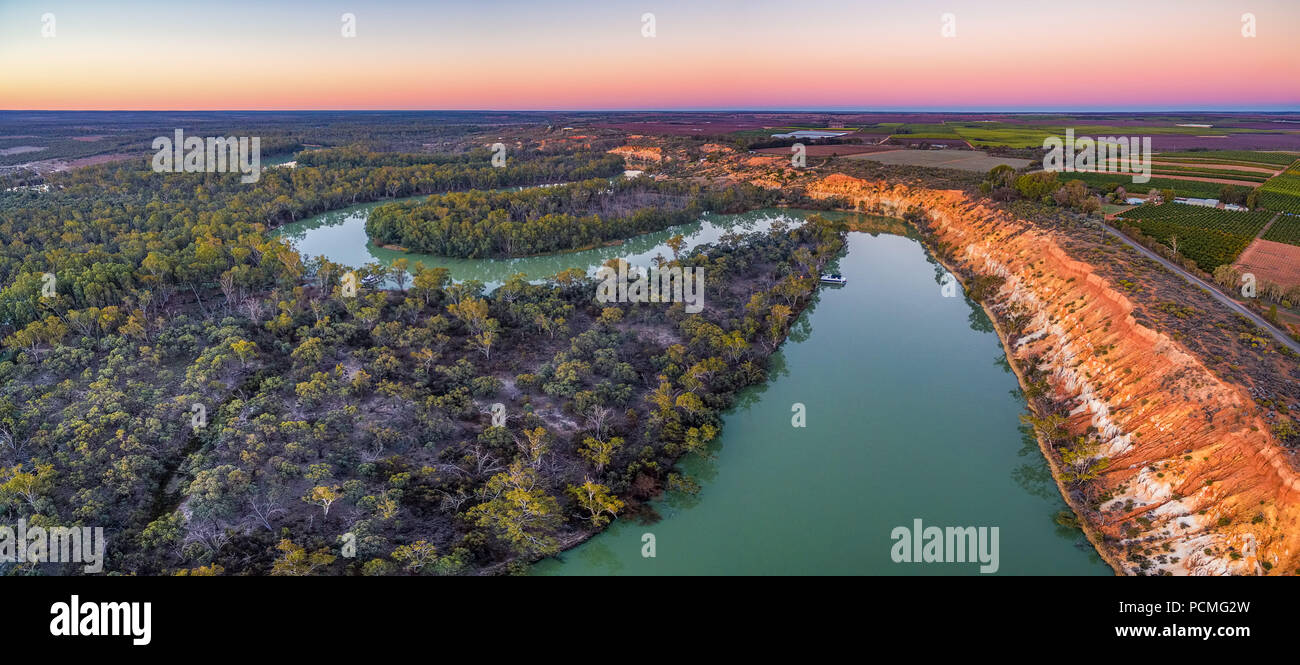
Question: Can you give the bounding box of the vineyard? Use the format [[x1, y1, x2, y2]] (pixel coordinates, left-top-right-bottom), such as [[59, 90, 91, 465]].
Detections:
[[1145, 166, 1270, 183], [1262, 214, 1300, 247], [1257, 164, 1300, 214], [1155, 150, 1300, 167], [1117, 202, 1274, 270], [1071, 172, 1224, 199]]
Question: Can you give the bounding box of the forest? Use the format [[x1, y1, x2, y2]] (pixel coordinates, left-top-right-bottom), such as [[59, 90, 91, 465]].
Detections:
[[365, 177, 782, 257], [0, 146, 623, 336], [0, 143, 843, 575]]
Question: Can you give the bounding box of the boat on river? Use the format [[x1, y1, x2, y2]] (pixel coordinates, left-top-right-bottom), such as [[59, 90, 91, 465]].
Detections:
[[819, 273, 847, 285]]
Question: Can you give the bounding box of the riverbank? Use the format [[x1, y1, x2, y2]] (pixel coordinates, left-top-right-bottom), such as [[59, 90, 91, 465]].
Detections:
[[826, 193, 1123, 573], [945, 262, 1126, 576], [808, 173, 1300, 576], [279, 198, 1110, 575], [536, 221, 1107, 575]]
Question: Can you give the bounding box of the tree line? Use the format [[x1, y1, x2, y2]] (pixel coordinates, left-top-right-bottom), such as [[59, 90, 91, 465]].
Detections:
[[365, 177, 781, 257]]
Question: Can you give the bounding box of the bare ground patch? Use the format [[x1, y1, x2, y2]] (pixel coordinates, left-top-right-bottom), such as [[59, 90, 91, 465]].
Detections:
[[842, 149, 1031, 172], [1235, 238, 1300, 289]]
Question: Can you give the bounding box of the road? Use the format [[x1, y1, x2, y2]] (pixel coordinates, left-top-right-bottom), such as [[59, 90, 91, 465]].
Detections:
[[1097, 222, 1300, 355]]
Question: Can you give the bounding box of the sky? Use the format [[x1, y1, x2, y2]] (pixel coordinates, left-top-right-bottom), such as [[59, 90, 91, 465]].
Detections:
[[1, 0, 1297, 111]]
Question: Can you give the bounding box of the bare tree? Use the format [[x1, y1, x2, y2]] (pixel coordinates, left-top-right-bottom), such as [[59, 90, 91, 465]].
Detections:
[[0, 424, 25, 461], [465, 444, 503, 478], [246, 494, 286, 532], [583, 405, 613, 440], [243, 298, 265, 325]]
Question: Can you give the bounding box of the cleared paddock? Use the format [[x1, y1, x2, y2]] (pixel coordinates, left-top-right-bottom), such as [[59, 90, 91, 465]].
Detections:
[[841, 149, 1032, 172]]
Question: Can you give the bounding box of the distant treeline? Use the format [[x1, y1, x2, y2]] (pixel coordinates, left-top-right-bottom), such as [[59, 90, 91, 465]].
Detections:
[[295, 145, 493, 168], [366, 178, 781, 258]]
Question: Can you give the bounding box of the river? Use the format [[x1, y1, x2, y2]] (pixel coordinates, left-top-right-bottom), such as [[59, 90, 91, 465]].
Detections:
[[275, 202, 1110, 575]]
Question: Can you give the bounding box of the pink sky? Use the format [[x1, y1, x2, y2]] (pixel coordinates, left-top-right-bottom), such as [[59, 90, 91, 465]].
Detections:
[[2, 0, 1297, 110]]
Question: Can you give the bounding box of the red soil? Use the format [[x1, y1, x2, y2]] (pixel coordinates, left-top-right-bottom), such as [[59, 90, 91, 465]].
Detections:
[[753, 145, 895, 157], [1235, 238, 1300, 290]]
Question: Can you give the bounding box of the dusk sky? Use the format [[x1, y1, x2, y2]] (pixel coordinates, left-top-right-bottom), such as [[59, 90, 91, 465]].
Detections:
[[2, 0, 1297, 110]]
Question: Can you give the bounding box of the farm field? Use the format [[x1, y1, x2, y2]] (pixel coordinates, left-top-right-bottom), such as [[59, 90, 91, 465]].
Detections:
[[1261, 213, 1300, 247], [1257, 165, 1300, 214], [712, 122, 1300, 152], [916, 126, 1300, 150], [1143, 172, 1267, 186], [1066, 172, 1227, 199], [1153, 150, 1300, 167], [1117, 202, 1275, 270], [1234, 238, 1300, 289], [1148, 160, 1282, 173], [1144, 164, 1272, 182], [840, 149, 1031, 172], [942, 124, 1300, 150], [753, 144, 892, 157]]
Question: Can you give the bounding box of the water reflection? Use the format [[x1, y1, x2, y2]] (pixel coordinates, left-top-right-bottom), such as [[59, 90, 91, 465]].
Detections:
[[275, 203, 849, 291]]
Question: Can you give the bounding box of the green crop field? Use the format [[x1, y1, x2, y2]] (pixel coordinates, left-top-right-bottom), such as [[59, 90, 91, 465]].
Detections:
[[1067, 172, 1226, 199], [952, 126, 1056, 148], [1261, 214, 1300, 247], [888, 123, 962, 140], [1117, 202, 1274, 270], [1154, 150, 1300, 167], [1144, 164, 1271, 182], [860, 122, 903, 133], [1256, 165, 1300, 214], [1119, 202, 1273, 236]]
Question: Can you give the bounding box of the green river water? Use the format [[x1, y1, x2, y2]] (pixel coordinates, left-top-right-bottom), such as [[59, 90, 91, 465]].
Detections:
[[274, 201, 1110, 575]]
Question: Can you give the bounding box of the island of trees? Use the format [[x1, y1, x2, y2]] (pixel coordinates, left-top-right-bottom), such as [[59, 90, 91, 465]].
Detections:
[[365, 177, 781, 258]]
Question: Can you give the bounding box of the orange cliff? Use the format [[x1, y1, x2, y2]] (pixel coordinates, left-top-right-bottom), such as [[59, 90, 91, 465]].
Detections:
[[607, 145, 664, 162], [809, 173, 1300, 575]]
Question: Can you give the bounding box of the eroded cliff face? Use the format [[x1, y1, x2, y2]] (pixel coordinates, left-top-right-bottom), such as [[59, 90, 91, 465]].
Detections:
[[809, 173, 1300, 576], [607, 145, 664, 162]]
